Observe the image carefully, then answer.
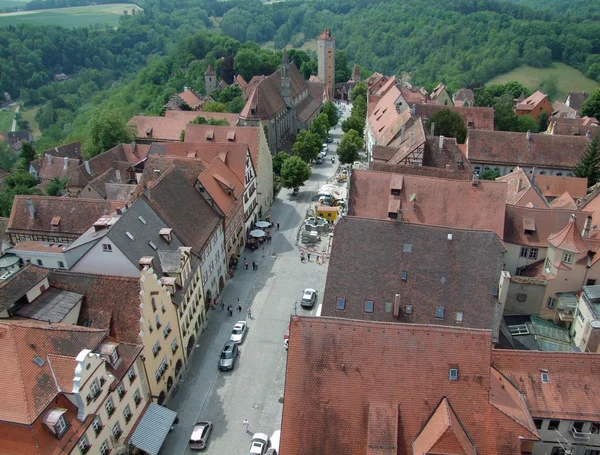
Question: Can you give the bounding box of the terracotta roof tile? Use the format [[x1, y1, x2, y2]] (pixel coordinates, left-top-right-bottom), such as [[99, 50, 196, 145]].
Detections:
[[414, 104, 495, 131], [535, 174, 587, 199], [349, 170, 506, 238], [178, 88, 204, 109], [549, 117, 600, 139], [504, 205, 589, 247], [37, 155, 79, 183], [453, 89, 474, 106], [321, 217, 506, 338], [280, 317, 538, 455], [197, 157, 243, 217], [547, 214, 589, 253], [515, 91, 548, 111], [43, 142, 82, 159], [496, 168, 549, 207], [8, 196, 123, 241], [467, 129, 590, 169], [549, 191, 577, 209], [0, 320, 106, 424], [492, 349, 600, 421], [130, 112, 238, 141], [367, 84, 404, 141], [566, 92, 588, 112], [66, 143, 134, 191]]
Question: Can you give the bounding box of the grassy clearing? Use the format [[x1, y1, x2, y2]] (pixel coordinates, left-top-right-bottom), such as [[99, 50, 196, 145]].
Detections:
[[20, 106, 40, 139], [0, 3, 142, 28], [0, 106, 16, 135], [487, 63, 600, 102]]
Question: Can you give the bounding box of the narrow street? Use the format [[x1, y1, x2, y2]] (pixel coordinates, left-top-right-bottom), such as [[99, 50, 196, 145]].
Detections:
[[160, 103, 351, 455]]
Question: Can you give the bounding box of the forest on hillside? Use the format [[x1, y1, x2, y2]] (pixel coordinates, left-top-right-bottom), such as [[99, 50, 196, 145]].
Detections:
[[0, 0, 599, 152]]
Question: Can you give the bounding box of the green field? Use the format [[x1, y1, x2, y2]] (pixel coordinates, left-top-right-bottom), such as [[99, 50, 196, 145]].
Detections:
[[0, 0, 28, 10], [0, 3, 142, 28], [20, 106, 40, 139], [487, 63, 600, 102], [0, 108, 15, 135]]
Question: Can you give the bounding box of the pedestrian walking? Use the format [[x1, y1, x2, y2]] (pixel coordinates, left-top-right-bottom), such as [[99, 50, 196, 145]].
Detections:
[[277, 222, 280, 230], [221, 301, 225, 311], [237, 304, 242, 312], [228, 305, 233, 317], [243, 419, 249, 433], [262, 246, 265, 256], [307, 253, 311, 261], [247, 308, 252, 319], [316, 255, 320, 264], [244, 258, 248, 270]]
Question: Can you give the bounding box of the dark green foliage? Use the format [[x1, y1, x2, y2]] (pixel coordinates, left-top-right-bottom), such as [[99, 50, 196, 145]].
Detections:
[[20, 142, 36, 164], [45, 177, 67, 196], [337, 129, 364, 164], [537, 111, 549, 133], [0, 172, 42, 217], [310, 113, 330, 143], [321, 102, 339, 129], [189, 116, 230, 126], [335, 50, 351, 83], [292, 130, 321, 163], [573, 135, 600, 187], [0, 142, 17, 173], [202, 101, 228, 113], [280, 155, 311, 190], [272, 151, 289, 175], [426, 110, 467, 144], [220, 56, 235, 85], [581, 89, 600, 119], [85, 104, 133, 159], [480, 169, 501, 180], [476, 84, 541, 132]]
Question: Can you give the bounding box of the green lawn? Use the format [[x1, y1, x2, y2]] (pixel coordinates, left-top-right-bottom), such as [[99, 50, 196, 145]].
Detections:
[[0, 108, 15, 136], [0, 3, 142, 28], [487, 63, 600, 102], [20, 106, 40, 139]]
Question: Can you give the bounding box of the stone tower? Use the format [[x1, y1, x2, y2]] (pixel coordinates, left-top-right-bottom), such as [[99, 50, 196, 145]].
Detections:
[[281, 50, 292, 108], [317, 28, 335, 100], [204, 64, 217, 95]]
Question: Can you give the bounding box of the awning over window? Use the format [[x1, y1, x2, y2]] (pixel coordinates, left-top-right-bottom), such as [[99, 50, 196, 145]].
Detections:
[[129, 402, 177, 455]]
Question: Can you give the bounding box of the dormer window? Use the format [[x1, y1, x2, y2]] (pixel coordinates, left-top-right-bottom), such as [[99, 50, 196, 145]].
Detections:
[[449, 368, 458, 381], [110, 347, 119, 364], [43, 408, 68, 438], [541, 372, 549, 383]]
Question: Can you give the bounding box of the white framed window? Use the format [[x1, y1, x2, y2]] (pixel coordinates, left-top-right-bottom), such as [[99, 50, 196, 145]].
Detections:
[[577, 311, 585, 325], [109, 347, 119, 364], [152, 340, 161, 356], [90, 378, 100, 397], [55, 414, 67, 435], [123, 405, 132, 422], [134, 389, 141, 406], [112, 421, 122, 439], [155, 314, 161, 329], [92, 415, 102, 434], [105, 398, 114, 416], [100, 441, 109, 455], [563, 252, 573, 264], [127, 367, 136, 382], [529, 248, 538, 260], [171, 338, 178, 353], [455, 311, 463, 322], [78, 435, 89, 452], [547, 297, 556, 309], [117, 382, 125, 399], [520, 247, 528, 258], [163, 322, 171, 339], [102, 244, 112, 252]]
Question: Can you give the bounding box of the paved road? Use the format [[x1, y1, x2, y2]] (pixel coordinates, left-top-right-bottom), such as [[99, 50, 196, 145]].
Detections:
[[11, 105, 19, 132], [161, 103, 351, 455]]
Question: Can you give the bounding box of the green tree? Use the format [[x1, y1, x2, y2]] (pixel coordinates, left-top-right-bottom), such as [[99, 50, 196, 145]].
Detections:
[[234, 49, 261, 82], [20, 142, 36, 163], [0, 142, 17, 173], [573, 135, 600, 187], [213, 85, 243, 104], [350, 82, 367, 104], [321, 101, 339, 128], [272, 151, 289, 175], [292, 130, 321, 163], [516, 115, 538, 133], [581, 89, 600, 119], [180, 130, 185, 142], [202, 101, 228, 113], [426, 110, 468, 144], [337, 129, 364, 164], [280, 155, 311, 191], [537, 111, 549, 133], [480, 169, 501, 180], [45, 177, 67, 196], [0, 172, 41, 217], [341, 115, 364, 133], [85, 105, 133, 159], [335, 50, 351, 83], [310, 113, 330, 143], [227, 97, 246, 113], [189, 116, 230, 126]]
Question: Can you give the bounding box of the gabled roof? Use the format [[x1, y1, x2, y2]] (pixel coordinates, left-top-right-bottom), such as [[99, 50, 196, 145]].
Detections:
[[0, 264, 50, 313], [492, 349, 600, 421], [197, 157, 243, 217], [178, 88, 204, 110], [234, 74, 248, 90], [0, 320, 106, 425], [367, 84, 405, 141], [467, 129, 589, 169], [548, 117, 600, 139], [549, 191, 577, 210], [44, 142, 82, 159], [49, 270, 142, 344], [144, 167, 222, 255], [429, 83, 449, 101], [515, 91, 548, 111], [504, 205, 589, 247], [8, 196, 123, 238], [349, 170, 506, 238], [565, 91, 588, 111], [453, 89, 474, 105], [37, 155, 79, 183], [547, 214, 589, 253], [496, 168, 548, 207], [534, 174, 587, 199], [551, 101, 577, 120], [280, 317, 538, 455], [129, 112, 238, 141], [84, 161, 136, 199], [296, 94, 321, 124], [135, 154, 207, 198], [321, 217, 506, 336], [413, 104, 495, 131]]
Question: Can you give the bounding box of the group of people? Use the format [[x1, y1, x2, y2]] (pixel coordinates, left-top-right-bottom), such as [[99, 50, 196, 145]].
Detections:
[[300, 252, 324, 264], [243, 257, 259, 270], [222, 298, 252, 318]]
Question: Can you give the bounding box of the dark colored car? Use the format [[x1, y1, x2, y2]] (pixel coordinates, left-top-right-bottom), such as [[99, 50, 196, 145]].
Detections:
[[218, 341, 239, 371]]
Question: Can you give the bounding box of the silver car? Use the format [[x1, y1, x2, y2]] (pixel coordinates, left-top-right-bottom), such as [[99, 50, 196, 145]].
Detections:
[[248, 433, 271, 455], [230, 321, 247, 344], [301, 288, 318, 308], [189, 421, 213, 450]]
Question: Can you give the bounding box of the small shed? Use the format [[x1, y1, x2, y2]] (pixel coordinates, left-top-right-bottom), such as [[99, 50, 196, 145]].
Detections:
[[316, 205, 338, 222]]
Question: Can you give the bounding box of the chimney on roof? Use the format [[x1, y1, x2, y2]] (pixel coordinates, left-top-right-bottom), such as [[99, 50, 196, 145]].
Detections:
[[63, 156, 69, 169], [472, 172, 479, 187], [393, 293, 401, 318], [526, 130, 532, 141], [26, 197, 34, 218], [438, 135, 444, 150], [431, 122, 435, 137], [46, 154, 53, 165], [397, 208, 403, 223], [84, 160, 91, 175], [586, 130, 592, 141], [582, 215, 593, 238], [115, 169, 121, 182], [116, 207, 122, 215]]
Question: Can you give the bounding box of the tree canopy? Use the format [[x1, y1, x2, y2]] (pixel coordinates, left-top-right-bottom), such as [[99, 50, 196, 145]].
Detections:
[[581, 89, 600, 119], [426, 110, 467, 144], [321, 101, 339, 128], [280, 155, 311, 191], [292, 130, 321, 163], [337, 129, 364, 164], [85, 105, 133, 159], [573, 135, 600, 187]]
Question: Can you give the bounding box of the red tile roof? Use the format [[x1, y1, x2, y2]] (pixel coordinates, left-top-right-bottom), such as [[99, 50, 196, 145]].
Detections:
[[467, 129, 590, 169], [8, 196, 123, 241], [37, 155, 80, 183], [197, 157, 243, 217], [178, 88, 204, 109], [503, 205, 590, 247], [549, 191, 577, 209], [534, 174, 587, 199], [349, 170, 506, 238], [280, 317, 538, 455], [515, 91, 548, 112], [547, 214, 589, 253], [130, 112, 238, 141], [413, 104, 495, 131], [0, 320, 106, 425], [492, 349, 600, 421], [496, 168, 549, 207]]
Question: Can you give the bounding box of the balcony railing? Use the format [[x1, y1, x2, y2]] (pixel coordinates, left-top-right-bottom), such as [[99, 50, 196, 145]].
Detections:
[[571, 429, 591, 441]]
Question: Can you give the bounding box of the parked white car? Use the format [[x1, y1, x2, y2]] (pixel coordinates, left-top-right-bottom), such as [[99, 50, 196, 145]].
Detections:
[[230, 321, 247, 344]]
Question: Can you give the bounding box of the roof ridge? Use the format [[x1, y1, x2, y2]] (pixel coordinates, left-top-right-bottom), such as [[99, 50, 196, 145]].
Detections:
[[492, 348, 600, 359], [51, 270, 139, 283]]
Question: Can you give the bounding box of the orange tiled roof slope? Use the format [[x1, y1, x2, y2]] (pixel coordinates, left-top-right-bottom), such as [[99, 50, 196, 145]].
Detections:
[[8, 196, 123, 240], [129, 111, 238, 141], [534, 174, 587, 199], [348, 170, 506, 239], [178, 88, 204, 109], [198, 157, 243, 217], [37, 155, 79, 183], [547, 214, 589, 253], [496, 167, 548, 207], [280, 317, 538, 455], [515, 90, 548, 111], [492, 349, 600, 421], [503, 205, 590, 247], [134, 154, 207, 199], [549, 191, 577, 209], [467, 130, 590, 169], [0, 320, 106, 425]]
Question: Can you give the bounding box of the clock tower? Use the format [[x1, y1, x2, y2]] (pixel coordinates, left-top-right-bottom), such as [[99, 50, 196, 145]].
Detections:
[[317, 28, 335, 99]]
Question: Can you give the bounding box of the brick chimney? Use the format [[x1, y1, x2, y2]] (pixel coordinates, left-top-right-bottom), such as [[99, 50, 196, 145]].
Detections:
[[26, 197, 35, 218], [393, 293, 401, 317]]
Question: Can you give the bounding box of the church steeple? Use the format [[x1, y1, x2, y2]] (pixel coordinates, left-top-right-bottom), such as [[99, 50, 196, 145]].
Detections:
[[281, 49, 292, 108]]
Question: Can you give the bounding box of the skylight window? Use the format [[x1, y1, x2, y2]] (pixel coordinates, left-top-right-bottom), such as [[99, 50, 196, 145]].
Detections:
[[336, 297, 346, 310], [138, 216, 147, 224], [401, 271, 408, 281], [148, 241, 157, 250], [126, 231, 135, 241], [449, 368, 458, 381], [541, 372, 549, 383], [364, 300, 374, 313], [435, 306, 445, 319]]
